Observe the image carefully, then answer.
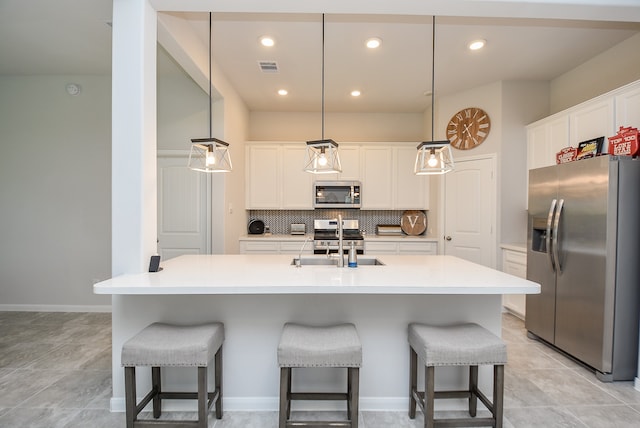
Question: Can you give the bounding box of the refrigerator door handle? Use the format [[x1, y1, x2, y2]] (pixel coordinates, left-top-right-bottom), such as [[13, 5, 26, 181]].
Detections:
[[546, 199, 557, 272], [552, 198, 564, 274]]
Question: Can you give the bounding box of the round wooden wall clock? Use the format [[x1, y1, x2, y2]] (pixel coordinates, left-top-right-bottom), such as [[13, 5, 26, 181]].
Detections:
[[446, 107, 491, 150]]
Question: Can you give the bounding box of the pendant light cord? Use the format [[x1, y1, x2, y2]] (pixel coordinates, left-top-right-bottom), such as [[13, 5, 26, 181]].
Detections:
[[321, 13, 325, 141], [431, 15, 435, 143], [208, 12, 213, 139]]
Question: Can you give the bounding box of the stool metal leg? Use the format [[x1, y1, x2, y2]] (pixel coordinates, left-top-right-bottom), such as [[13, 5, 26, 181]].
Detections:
[[152, 366, 161, 418], [468, 365, 478, 417], [409, 347, 417, 419], [349, 367, 359, 428], [424, 366, 435, 428], [215, 346, 223, 419], [279, 367, 290, 428], [494, 365, 504, 428], [197, 366, 208, 428], [124, 367, 136, 428]]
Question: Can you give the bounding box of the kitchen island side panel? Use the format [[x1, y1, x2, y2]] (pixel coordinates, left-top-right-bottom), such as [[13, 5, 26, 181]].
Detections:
[[110, 293, 502, 412]]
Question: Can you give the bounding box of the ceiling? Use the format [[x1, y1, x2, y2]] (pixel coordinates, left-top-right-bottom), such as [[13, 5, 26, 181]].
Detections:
[[2, 1, 640, 113]]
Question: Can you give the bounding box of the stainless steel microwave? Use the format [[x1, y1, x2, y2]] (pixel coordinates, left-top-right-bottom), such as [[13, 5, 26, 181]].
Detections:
[[313, 181, 361, 209]]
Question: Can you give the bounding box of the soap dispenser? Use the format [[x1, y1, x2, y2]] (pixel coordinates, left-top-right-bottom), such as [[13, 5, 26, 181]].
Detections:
[[348, 242, 358, 268]]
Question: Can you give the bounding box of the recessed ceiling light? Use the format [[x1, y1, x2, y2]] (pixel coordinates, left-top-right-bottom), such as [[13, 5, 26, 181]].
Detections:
[[278, 89, 288, 96], [351, 90, 361, 97], [260, 36, 275, 47], [468, 39, 486, 51], [365, 38, 382, 49]]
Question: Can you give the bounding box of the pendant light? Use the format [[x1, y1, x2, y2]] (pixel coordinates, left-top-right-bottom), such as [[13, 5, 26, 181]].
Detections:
[[188, 12, 232, 173], [304, 14, 342, 174], [415, 16, 454, 175]]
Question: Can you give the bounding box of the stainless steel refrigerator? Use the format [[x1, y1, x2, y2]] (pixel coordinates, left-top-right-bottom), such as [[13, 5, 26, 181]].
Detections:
[[526, 155, 640, 381]]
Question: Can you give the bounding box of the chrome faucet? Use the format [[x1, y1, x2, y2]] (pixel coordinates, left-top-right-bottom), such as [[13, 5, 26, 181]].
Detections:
[[294, 236, 312, 268], [327, 214, 345, 267]]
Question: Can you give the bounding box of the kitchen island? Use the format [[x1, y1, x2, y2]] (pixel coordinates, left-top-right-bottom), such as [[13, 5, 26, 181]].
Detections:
[[94, 254, 539, 413]]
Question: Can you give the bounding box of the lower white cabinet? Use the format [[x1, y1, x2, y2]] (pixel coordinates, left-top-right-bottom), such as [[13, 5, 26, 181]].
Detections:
[[239, 238, 312, 255], [501, 246, 527, 319], [365, 240, 437, 255]]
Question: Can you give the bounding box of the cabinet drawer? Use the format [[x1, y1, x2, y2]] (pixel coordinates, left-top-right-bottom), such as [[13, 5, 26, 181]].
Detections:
[[398, 242, 437, 255], [503, 261, 527, 279], [365, 241, 398, 254], [503, 249, 526, 265], [280, 241, 312, 254], [240, 241, 279, 253]]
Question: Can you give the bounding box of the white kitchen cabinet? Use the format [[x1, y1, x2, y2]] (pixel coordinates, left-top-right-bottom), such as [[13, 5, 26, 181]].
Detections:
[[365, 239, 437, 255], [281, 146, 313, 209], [246, 145, 280, 209], [501, 246, 527, 319], [394, 146, 429, 210], [615, 82, 640, 129], [569, 98, 615, 148], [239, 237, 312, 254], [361, 146, 393, 209], [361, 145, 429, 210], [527, 116, 570, 170], [246, 143, 313, 209]]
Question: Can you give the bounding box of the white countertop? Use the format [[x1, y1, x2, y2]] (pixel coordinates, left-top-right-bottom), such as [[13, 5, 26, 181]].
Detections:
[[239, 234, 438, 242], [94, 254, 539, 296]]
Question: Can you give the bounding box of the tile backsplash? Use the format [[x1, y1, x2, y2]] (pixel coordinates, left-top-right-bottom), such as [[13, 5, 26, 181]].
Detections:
[[247, 210, 427, 235]]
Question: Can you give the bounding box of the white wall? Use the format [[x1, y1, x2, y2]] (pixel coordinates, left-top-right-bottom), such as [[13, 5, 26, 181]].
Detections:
[[250, 111, 424, 142], [550, 33, 640, 114], [0, 75, 112, 309]]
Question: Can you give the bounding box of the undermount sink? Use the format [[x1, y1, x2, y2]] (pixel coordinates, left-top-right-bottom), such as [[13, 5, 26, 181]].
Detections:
[[291, 257, 385, 266]]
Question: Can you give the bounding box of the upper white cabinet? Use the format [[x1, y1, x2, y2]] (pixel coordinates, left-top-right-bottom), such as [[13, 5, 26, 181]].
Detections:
[[247, 142, 428, 210], [360, 145, 429, 210], [527, 116, 569, 170], [361, 147, 394, 209], [569, 98, 614, 148], [527, 80, 640, 170], [615, 84, 640, 129], [246, 143, 313, 209]]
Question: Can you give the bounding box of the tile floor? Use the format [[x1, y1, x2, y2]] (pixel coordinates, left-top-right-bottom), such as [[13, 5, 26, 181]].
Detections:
[[1, 311, 639, 427]]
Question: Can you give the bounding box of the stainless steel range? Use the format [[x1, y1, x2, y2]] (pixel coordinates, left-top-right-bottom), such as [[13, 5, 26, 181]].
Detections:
[[313, 219, 364, 255]]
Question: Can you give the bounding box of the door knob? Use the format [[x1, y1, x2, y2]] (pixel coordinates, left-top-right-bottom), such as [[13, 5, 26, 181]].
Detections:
[[445, 236, 452, 241]]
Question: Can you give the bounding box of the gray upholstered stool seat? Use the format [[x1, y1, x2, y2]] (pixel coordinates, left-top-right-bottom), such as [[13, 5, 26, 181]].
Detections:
[[408, 323, 507, 428], [122, 322, 224, 428], [278, 323, 362, 428]]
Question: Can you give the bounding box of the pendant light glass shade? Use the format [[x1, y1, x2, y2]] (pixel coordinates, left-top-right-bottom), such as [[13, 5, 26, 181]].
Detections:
[[415, 16, 454, 175], [414, 141, 454, 175], [188, 138, 233, 173], [303, 139, 342, 174], [188, 12, 232, 173], [305, 14, 341, 174]]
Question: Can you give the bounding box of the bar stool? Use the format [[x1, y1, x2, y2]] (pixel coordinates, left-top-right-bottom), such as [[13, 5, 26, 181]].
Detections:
[[121, 322, 224, 428], [277, 322, 362, 428], [408, 323, 507, 428]]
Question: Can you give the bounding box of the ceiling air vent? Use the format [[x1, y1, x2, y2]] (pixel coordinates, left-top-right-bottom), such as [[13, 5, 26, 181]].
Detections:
[[258, 61, 279, 73]]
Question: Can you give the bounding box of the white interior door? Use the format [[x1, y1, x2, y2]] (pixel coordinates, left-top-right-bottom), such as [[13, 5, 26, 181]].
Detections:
[[443, 156, 496, 268], [157, 154, 210, 260]]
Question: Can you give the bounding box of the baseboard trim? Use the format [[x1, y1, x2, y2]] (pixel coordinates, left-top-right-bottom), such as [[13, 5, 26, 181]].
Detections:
[[0, 304, 112, 313]]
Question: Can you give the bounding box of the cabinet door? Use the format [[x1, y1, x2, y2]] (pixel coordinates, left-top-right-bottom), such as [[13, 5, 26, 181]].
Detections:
[[570, 98, 614, 148], [247, 145, 280, 209], [398, 242, 437, 255], [337, 145, 360, 181], [282, 146, 313, 209], [365, 241, 398, 254], [501, 249, 527, 318], [361, 147, 393, 209], [527, 116, 569, 170], [615, 84, 640, 130], [394, 146, 428, 210]]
